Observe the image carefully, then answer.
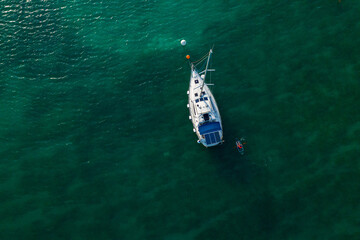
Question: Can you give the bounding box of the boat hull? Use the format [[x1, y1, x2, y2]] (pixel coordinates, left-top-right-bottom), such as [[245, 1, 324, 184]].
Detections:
[[187, 66, 223, 147]]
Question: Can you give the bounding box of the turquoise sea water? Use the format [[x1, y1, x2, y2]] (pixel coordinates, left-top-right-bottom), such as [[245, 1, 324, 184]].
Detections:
[[1, 0, 360, 239]]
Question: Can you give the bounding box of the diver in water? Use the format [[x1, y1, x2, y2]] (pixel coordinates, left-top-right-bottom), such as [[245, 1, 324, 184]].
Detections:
[[235, 138, 246, 155]]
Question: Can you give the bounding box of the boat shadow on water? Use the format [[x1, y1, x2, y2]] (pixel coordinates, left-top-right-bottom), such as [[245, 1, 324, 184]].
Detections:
[[207, 136, 279, 235], [207, 134, 269, 187]]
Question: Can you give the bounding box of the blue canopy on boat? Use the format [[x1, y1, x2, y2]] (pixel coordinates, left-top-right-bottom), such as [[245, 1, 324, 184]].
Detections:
[[199, 122, 221, 135]]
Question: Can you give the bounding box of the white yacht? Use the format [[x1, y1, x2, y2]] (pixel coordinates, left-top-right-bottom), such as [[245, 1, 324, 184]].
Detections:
[[187, 48, 223, 147]]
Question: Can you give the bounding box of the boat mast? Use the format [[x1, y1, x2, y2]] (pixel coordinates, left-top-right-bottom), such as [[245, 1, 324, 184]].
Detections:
[[200, 49, 213, 96]]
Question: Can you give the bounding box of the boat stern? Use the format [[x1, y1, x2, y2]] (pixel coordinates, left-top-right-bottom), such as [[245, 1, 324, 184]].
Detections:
[[196, 122, 223, 147]]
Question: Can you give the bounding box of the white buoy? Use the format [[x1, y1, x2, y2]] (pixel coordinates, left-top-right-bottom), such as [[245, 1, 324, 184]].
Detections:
[[180, 39, 186, 46]]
